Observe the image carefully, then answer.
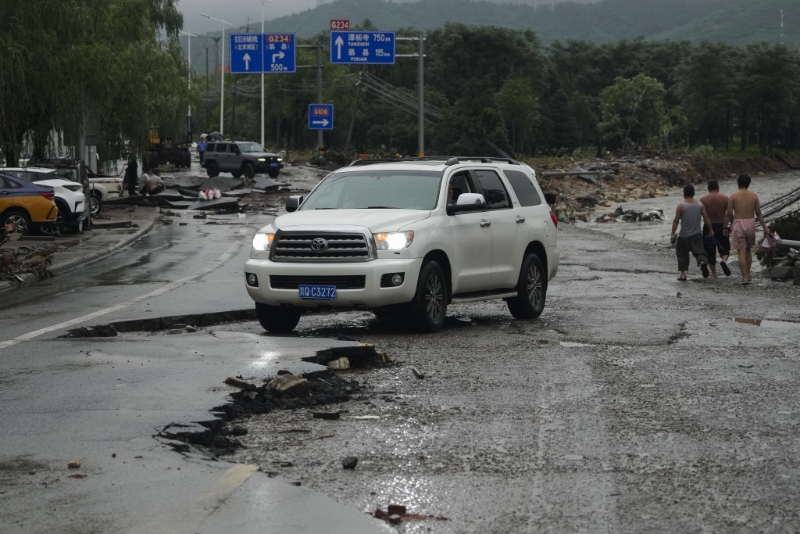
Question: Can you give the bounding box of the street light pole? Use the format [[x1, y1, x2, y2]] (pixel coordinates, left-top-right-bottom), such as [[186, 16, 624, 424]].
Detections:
[[180, 31, 196, 119], [200, 13, 232, 136], [261, 0, 274, 148]]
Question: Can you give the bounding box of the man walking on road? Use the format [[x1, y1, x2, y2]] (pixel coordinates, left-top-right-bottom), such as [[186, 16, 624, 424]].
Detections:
[[700, 180, 731, 278], [723, 174, 771, 284], [671, 184, 715, 281]]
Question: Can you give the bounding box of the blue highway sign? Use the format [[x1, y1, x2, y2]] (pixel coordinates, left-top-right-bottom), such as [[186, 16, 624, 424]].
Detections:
[[308, 104, 334, 130], [264, 33, 296, 73], [230, 34, 263, 73], [330, 31, 395, 65], [229, 33, 296, 74]]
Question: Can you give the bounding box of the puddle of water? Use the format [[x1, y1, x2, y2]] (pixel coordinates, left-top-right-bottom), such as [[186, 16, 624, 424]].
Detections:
[[734, 317, 800, 330]]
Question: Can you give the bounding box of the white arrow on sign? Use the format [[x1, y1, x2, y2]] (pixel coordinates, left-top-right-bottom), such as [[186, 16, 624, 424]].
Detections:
[[312, 119, 330, 127], [272, 51, 285, 63], [243, 53, 251, 70], [335, 35, 344, 60]]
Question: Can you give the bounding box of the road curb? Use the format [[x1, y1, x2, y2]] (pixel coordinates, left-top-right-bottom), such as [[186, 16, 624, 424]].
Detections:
[[1, 212, 158, 294]]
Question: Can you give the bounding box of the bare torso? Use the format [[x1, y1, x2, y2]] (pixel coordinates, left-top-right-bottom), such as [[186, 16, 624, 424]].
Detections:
[[728, 189, 760, 220]]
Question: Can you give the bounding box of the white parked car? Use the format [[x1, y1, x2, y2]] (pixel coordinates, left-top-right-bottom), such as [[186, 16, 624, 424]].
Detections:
[[245, 157, 560, 333], [84, 168, 123, 215], [1, 167, 89, 234]]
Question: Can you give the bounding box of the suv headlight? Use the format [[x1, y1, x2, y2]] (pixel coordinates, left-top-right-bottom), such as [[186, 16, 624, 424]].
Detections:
[[373, 231, 414, 250], [252, 232, 275, 251], [258, 158, 266, 162]]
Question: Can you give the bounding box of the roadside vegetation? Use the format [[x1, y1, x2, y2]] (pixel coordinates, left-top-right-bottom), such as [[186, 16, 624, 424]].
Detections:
[[2, 3, 800, 168]]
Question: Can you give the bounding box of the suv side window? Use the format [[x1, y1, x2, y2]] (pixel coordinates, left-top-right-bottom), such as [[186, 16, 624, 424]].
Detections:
[[447, 171, 473, 204], [473, 169, 511, 210], [206, 143, 215, 152], [504, 170, 542, 207]]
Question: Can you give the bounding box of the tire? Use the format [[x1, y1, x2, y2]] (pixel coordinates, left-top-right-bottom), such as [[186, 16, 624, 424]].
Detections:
[[255, 303, 301, 333], [507, 253, 546, 320], [267, 169, 280, 179], [40, 201, 68, 236], [408, 260, 447, 333], [89, 192, 102, 216], [2, 209, 32, 236], [206, 162, 219, 178], [242, 163, 255, 179], [231, 171, 242, 179]]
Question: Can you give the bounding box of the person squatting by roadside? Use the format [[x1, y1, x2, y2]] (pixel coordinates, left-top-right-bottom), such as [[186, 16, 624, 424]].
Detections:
[[699, 180, 731, 278], [671, 184, 714, 281], [724, 173, 771, 285], [140, 168, 165, 196]]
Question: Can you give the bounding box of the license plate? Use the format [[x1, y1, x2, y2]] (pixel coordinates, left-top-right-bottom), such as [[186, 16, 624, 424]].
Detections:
[[299, 285, 336, 299], [270, 162, 278, 167]]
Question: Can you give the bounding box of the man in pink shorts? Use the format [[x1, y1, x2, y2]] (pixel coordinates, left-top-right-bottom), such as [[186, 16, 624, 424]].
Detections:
[[723, 174, 771, 284]]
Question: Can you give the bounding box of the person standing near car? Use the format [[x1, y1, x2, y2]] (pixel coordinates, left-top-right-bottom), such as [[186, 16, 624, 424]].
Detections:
[[125, 154, 138, 196], [198, 135, 207, 165], [670, 184, 715, 281], [699, 180, 731, 278]]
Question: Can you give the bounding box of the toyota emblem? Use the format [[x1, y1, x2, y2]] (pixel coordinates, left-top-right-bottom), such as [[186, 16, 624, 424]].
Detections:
[[310, 237, 328, 252]]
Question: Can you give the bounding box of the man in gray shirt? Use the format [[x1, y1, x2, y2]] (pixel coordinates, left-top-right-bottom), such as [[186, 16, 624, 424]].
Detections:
[[670, 184, 715, 281]]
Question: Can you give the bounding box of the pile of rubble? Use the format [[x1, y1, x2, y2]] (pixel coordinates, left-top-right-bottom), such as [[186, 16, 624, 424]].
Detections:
[[533, 156, 688, 223], [0, 243, 55, 283], [760, 245, 800, 285]]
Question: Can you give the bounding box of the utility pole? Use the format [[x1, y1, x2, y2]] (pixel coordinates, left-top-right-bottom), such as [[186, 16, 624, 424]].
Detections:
[[397, 32, 426, 156], [297, 42, 325, 150]]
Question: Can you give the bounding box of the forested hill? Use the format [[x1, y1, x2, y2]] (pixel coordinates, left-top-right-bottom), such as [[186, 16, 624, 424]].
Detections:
[[258, 0, 790, 44]]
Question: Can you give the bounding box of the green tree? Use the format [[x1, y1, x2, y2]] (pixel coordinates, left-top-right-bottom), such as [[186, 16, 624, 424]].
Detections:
[[496, 77, 539, 155], [598, 74, 666, 152]]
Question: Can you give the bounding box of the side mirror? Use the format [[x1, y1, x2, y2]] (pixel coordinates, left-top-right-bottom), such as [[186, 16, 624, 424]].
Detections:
[[544, 192, 557, 205], [285, 195, 303, 212], [446, 193, 487, 215]]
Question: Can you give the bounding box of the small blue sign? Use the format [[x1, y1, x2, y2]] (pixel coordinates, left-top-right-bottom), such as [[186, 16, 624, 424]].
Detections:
[[229, 33, 296, 74], [330, 31, 395, 65], [230, 34, 263, 73], [308, 104, 334, 130]]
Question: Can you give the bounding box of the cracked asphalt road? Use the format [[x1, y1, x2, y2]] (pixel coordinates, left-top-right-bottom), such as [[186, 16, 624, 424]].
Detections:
[[226, 225, 800, 533]]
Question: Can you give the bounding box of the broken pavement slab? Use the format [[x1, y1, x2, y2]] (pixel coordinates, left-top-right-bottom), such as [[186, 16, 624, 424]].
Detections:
[[186, 197, 240, 211], [199, 176, 244, 192]]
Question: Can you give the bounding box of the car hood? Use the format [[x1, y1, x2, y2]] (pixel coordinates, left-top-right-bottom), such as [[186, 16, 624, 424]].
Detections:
[[272, 209, 430, 233]]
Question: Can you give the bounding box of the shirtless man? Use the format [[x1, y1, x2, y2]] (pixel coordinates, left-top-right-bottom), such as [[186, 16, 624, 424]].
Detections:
[[699, 180, 731, 278], [723, 174, 771, 284]]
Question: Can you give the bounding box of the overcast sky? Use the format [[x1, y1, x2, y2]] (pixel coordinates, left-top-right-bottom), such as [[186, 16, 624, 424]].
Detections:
[[179, 0, 321, 35]]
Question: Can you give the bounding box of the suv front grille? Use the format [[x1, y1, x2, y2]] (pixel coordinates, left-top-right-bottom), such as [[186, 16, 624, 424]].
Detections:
[[271, 232, 371, 262], [270, 275, 366, 289]]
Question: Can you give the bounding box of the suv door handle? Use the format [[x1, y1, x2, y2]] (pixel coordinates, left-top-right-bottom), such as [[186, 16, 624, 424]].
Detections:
[[480, 220, 491, 228], [516, 216, 526, 224]]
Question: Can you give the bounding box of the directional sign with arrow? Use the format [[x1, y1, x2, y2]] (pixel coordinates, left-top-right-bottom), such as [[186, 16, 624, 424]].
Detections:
[[229, 33, 296, 74], [330, 31, 395, 65], [308, 104, 334, 130], [230, 34, 263, 73]]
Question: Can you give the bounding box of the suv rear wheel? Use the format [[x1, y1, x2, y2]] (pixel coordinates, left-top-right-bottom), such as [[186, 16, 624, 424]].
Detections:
[[255, 303, 301, 333], [408, 260, 447, 332], [507, 253, 546, 319], [206, 162, 219, 178], [242, 163, 255, 179]]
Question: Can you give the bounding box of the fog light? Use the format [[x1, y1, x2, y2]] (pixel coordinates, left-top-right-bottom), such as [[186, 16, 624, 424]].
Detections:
[[391, 274, 403, 286], [246, 273, 259, 287]]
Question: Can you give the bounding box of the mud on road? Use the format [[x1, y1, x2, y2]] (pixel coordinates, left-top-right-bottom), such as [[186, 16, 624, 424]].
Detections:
[[152, 224, 799, 533]]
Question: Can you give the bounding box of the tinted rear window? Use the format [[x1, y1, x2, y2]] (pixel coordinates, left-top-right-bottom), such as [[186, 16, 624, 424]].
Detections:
[[504, 170, 542, 207], [473, 170, 510, 210]]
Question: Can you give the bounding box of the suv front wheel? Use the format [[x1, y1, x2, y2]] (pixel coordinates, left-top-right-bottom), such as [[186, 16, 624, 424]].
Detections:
[[507, 253, 546, 319], [242, 163, 255, 179], [408, 260, 447, 333], [256, 303, 301, 333]]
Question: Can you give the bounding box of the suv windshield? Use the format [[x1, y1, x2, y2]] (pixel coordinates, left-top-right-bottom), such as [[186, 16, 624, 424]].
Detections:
[[237, 142, 264, 153], [301, 170, 442, 211]]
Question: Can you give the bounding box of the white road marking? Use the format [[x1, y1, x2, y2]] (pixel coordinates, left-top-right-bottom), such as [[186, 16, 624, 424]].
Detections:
[[0, 241, 242, 351]]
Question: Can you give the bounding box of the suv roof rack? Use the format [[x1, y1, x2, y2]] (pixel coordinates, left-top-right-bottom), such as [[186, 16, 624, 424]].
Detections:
[[347, 156, 520, 167]]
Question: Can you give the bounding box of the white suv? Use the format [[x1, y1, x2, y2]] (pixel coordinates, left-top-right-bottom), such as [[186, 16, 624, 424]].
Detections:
[[245, 157, 560, 333]]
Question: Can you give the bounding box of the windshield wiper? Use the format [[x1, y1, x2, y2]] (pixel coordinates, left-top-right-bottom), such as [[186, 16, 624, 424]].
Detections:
[[365, 206, 397, 209], [315, 207, 337, 210]]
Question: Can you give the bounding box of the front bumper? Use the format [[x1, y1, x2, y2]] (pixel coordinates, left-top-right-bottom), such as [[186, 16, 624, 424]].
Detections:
[[244, 258, 422, 308], [254, 161, 284, 173]]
